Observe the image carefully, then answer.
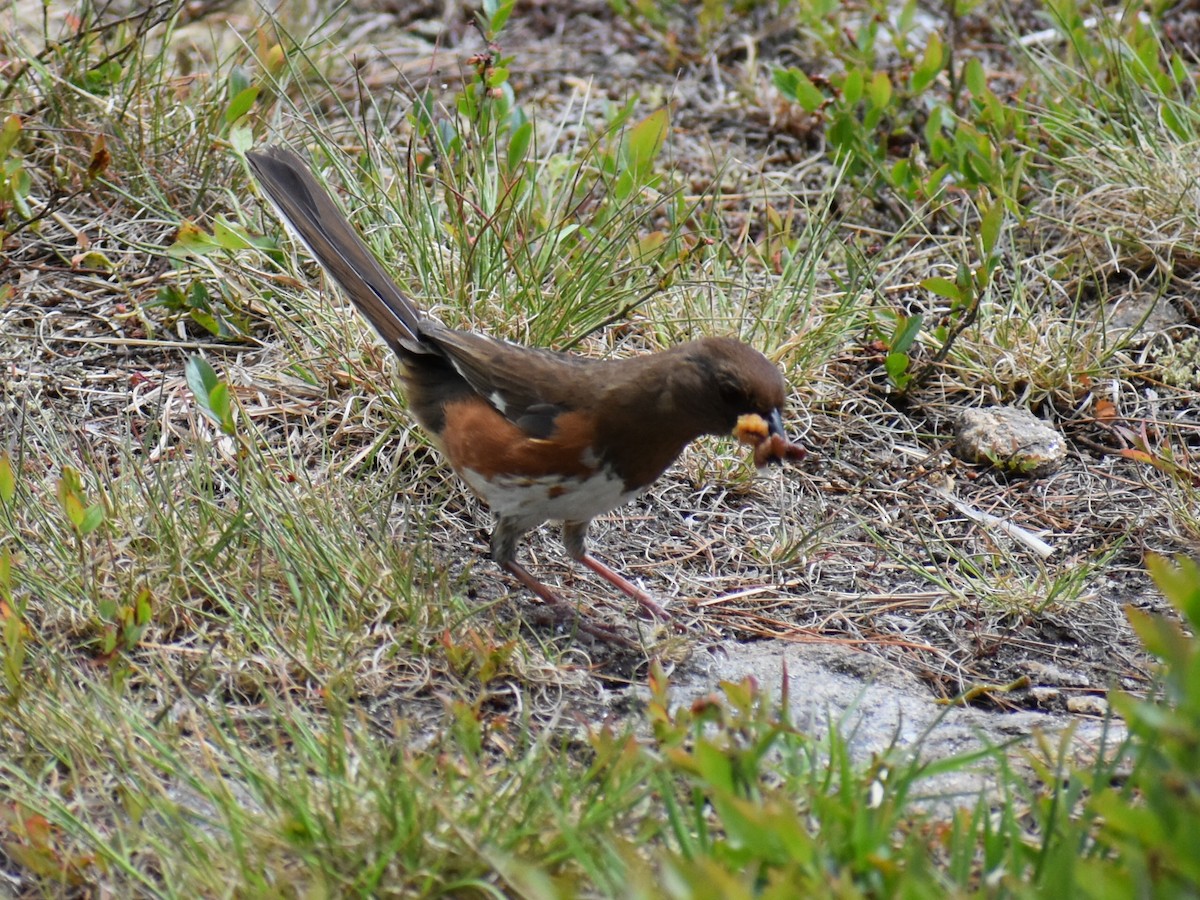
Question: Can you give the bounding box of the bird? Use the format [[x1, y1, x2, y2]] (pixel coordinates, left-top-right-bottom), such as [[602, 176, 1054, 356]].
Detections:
[[246, 146, 804, 640]]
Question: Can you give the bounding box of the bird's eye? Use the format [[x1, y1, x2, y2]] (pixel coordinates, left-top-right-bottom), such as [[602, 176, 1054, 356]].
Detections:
[[716, 375, 746, 408]]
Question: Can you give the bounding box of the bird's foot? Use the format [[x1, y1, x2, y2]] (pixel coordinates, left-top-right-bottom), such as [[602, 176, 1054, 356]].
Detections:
[[578, 553, 673, 622], [578, 555, 700, 638], [503, 561, 638, 648]]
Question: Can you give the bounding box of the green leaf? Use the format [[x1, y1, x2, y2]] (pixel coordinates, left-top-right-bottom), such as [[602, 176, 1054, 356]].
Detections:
[[64, 466, 83, 493], [8, 167, 30, 218], [186, 357, 237, 434], [963, 57, 986, 97], [81, 60, 123, 92], [436, 120, 460, 156], [772, 67, 797, 99], [979, 199, 1003, 255], [152, 284, 186, 312], [891, 313, 924, 353], [1162, 104, 1188, 142], [189, 309, 222, 337], [190, 283, 214, 313], [228, 67, 250, 97], [690, 740, 736, 794], [56, 466, 97, 534], [0, 114, 21, 160], [209, 382, 234, 433], [3, 609, 25, 689], [924, 163, 951, 198], [506, 120, 532, 171], [884, 351, 912, 388], [78, 504, 105, 536], [411, 90, 436, 135], [924, 104, 945, 151], [868, 71, 892, 110], [168, 221, 219, 258], [185, 355, 219, 401], [1148, 554, 1200, 618], [483, 0, 513, 34], [827, 113, 858, 159], [1091, 790, 1169, 844], [491, 3, 513, 33], [230, 124, 253, 155], [614, 169, 634, 202], [0, 547, 12, 598], [625, 108, 669, 182], [62, 489, 85, 530], [772, 67, 825, 112], [212, 217, 253, 251], [1127, 606, 1189, 671], [73, 250, 116, 272], [135, 589, 152, 626], [224, 85, 259, 125], [0, 452, 14, 505], [842, 68, 864, 106], [922, 276, 963, 302]]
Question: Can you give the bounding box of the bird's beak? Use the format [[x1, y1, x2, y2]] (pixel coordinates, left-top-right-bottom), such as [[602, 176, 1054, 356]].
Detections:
[[734, 410, 806, 467], [768, 408, 786, 440]]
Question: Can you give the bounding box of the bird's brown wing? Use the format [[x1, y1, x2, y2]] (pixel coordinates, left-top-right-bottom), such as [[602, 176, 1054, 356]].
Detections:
[[423, 328, 606, 438]]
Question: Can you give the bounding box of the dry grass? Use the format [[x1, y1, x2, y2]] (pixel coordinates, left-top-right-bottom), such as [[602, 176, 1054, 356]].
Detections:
[[2, 0, 1199, 893]]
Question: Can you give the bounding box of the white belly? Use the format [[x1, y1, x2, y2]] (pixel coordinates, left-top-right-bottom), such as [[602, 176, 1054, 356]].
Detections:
[[460, 467, 638, 526]]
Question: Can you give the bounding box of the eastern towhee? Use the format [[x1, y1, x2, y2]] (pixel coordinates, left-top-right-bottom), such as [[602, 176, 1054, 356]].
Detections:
[[247, 146, 804, 640]]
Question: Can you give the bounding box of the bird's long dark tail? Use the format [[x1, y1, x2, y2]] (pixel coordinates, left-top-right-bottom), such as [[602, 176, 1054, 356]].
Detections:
[[246, 146, 427, 354]]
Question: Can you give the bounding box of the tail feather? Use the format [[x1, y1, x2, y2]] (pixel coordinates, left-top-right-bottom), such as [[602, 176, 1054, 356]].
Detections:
[[246, 146, 429, 355]]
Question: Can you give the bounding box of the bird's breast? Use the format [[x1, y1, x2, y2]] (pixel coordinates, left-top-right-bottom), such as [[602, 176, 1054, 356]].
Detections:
[[459, 467, 639, 526], [438, 395, 638, 524]]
